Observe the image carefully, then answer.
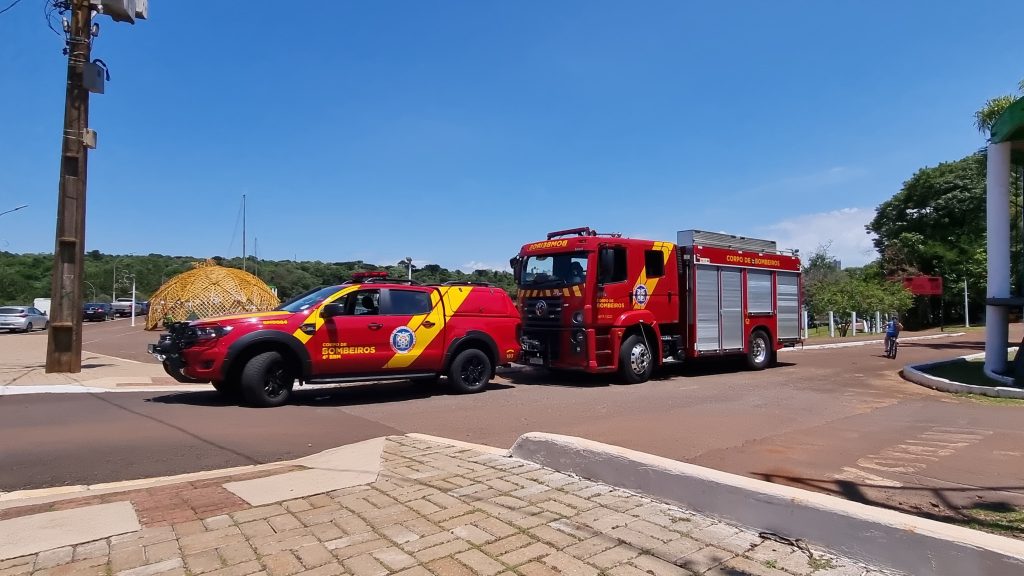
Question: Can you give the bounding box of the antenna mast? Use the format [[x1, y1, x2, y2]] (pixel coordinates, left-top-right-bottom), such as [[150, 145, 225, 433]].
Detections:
[[242, 194, 247, 273]]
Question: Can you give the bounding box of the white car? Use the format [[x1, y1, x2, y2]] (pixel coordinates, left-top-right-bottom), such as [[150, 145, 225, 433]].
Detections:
[[0, 306, 49, 333]]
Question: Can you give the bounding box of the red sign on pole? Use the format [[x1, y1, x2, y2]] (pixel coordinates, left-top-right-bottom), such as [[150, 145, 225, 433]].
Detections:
[[901, 276, 943, 296]]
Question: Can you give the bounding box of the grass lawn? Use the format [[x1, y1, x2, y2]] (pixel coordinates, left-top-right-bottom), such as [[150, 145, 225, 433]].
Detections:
[[952, 503, 1024, 538], [920, 349, 1024, 405]]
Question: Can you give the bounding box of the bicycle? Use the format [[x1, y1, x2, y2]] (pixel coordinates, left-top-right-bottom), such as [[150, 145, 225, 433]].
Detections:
[[884, 336, 899, 359]]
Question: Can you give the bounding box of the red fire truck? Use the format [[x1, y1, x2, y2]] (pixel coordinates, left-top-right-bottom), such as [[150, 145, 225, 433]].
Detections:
[[510, 228, 802, 383]]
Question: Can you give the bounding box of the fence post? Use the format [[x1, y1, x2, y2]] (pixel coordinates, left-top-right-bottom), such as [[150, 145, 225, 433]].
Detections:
[[851, 311, 857, 336], [828, 311, 835, 338], [802, 308, 808, 339], [875, 311, 881, 334]]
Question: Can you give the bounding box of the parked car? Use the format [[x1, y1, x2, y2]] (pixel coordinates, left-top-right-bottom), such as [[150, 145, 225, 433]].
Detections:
[[112, 297, 143, 317], [83, 302, 114, 321], [0, 306, 49, 333]]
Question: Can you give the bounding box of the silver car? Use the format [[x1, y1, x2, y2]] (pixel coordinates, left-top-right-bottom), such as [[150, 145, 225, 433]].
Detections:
[[0, 306, 49, 333]]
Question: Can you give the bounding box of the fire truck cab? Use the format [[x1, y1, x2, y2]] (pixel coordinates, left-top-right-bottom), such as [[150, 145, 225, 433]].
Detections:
[[510, 228, 802, 383]]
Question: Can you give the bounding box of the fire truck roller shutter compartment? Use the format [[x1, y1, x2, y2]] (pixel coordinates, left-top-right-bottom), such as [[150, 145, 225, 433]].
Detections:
[[777, 272, 800, 340], [721, 268, 743, 350], [696, 265, 720, 351]]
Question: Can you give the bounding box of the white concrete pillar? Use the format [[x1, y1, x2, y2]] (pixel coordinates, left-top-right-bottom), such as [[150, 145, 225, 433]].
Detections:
[[875, 311, 881, 334], [985, 142, 1012, 377], [851, 312, 857, 336], [802, 308, 808, 339], [828, 311, 835, 338]]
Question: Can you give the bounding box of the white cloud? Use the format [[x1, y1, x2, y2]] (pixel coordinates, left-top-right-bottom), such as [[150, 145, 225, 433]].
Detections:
[[460, 260, 511, 273], [760, 207, 877, 267]]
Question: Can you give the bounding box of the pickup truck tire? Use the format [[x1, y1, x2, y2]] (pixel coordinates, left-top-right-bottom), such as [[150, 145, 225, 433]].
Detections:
[[240, 351, 294, 408], [212, 380, 240, 397], [619, 334, 653, 384], [162, 361, 208, 384], [448, 349, 491, 394]]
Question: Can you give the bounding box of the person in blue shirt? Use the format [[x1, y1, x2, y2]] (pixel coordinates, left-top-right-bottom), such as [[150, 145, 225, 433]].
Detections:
[[884, 314, 903, 355]]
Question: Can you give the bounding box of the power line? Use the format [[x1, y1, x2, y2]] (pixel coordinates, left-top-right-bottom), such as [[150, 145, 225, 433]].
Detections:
[[0, 0, 25, 16]]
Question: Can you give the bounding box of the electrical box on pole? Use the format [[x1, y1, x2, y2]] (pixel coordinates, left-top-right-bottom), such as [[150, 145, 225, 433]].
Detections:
[[89, 0, 148, 23]]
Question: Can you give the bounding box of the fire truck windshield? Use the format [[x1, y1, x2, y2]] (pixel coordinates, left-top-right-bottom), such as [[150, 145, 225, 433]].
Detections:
[[521, 252, 589, 287]]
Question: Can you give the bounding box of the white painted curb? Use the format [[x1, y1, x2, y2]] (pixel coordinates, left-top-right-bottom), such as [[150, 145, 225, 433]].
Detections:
[[510, 432, 1024, 576], [903, 350, 1024, 399], [780, 332, 965, 352]]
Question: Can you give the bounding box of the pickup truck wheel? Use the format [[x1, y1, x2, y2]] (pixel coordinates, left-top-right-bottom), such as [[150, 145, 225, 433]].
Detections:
[[746, 330, 772, 370], [240, 351, 294, 408], [448, 349, 491, 394], [212, 380, 240, 397], [162, 361, 208, 384], [619, 334, 653, 384]]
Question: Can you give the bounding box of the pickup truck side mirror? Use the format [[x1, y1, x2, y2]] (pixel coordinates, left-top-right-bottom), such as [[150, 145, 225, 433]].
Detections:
[[320, 302, 344, 319]]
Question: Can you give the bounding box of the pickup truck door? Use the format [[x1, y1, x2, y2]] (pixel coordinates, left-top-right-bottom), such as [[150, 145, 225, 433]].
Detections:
[[379, 287, 447, 372]]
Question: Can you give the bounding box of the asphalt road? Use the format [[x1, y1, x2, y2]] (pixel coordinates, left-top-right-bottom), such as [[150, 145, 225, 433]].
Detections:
[[2, 326, 1022, 527]]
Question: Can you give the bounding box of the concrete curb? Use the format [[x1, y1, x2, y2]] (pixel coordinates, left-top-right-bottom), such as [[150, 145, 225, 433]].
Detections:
[[405, 433, 510, 456], [510, 432, 1024, 576], [903, 350, 1024, 400], [780, 332, 965, 352]]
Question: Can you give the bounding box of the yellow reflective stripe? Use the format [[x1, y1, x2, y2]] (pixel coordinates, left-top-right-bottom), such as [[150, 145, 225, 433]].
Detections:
[[634, 243, 674, 309], [209, 310, 290, 322], [384, 286, 473, 369], [573, 285, 582, 297], [292, 286, 359, 344], [562, 288, 570, 297]]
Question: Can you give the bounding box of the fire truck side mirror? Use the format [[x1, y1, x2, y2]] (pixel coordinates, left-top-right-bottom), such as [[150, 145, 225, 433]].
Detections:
[[509, 256, 522, 283]]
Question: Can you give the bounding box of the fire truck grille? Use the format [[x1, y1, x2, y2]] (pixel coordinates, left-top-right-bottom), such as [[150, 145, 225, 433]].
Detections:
[[523, 297, 565, 328]]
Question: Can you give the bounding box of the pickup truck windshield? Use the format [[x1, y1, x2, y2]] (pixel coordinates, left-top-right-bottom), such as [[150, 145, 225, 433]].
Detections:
[[276, 285, 340, 313], [521, 252, 588, 287]]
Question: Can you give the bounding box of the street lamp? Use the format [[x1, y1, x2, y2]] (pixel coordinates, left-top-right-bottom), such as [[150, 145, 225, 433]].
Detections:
[[111, 253, 133, 301], [405, 257, 413, 280], [120, 271, 137, 327], [0, 204, 28, 218], [83, 281, 98, 302]]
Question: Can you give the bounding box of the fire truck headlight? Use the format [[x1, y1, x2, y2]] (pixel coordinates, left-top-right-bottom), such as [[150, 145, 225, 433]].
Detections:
[[572, 311, 584, 324]]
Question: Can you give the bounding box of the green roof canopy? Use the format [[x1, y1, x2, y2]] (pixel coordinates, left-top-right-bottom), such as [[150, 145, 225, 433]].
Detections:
[[991, 96, 1024, 144]]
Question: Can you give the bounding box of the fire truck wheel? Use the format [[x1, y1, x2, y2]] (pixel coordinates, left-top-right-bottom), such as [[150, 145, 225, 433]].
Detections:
[[448, 348, 492, 394], [619, 334, 653, 384], [746, 330, 772, 370], [240, 351, 295, 408]]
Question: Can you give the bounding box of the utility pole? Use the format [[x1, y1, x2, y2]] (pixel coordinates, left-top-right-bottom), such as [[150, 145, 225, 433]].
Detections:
[[46, 0, 92, 373], [242, 194, 247, 273]]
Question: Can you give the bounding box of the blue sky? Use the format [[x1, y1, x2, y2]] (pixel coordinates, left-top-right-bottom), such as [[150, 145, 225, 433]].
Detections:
[[0, 1, 1018, 270]]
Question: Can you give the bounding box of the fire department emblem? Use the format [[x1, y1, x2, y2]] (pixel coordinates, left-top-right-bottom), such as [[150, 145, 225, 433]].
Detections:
[[535, 300, 548, 317], [633, 285, 649, 306], [390, 326, 416, 354]]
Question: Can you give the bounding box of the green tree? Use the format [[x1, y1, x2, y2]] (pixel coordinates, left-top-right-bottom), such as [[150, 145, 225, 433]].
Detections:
[[974, 80, 1024, 134]]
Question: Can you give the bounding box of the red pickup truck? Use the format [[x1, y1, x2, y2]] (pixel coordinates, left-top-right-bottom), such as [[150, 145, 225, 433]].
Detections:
[[150, 273, 521, 407]]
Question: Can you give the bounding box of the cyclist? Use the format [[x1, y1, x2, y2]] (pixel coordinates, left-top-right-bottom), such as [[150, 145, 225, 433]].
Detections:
[[884, 314, 903, 357]]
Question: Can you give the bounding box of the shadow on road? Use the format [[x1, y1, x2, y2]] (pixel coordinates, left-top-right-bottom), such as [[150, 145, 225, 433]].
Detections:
[[754, 471, 1024, 538], [146, 380, 516, 408], [502, 359, 797, 387]]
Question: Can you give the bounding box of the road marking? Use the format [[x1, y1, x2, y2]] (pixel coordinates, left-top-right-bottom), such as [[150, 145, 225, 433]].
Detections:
[[834, 426, 992, 485], [832, 467, 903, 487], [81, 350, 144, 364]]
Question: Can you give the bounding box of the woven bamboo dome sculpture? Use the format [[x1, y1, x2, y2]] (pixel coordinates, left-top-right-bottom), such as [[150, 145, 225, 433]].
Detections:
[[145, 260, 280, 330]]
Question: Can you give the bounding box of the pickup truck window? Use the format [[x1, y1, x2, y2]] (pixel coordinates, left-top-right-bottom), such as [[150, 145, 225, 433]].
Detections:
[[340, 289, 380, 316], [386, 290, 432, 315]]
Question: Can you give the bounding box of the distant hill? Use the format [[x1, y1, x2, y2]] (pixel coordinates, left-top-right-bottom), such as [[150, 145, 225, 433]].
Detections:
[[0, 251, 514, 305]]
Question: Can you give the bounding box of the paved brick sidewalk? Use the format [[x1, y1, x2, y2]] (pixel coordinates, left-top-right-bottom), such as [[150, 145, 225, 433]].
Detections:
[[0, 436, 894, 576]]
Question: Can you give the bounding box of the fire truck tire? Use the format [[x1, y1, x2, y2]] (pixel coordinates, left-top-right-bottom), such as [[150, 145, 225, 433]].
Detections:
[[619, 334, 653, 384], [240, 351, 295, 408], [448, 348, 492, 394], [746, 330, 772, 370]]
